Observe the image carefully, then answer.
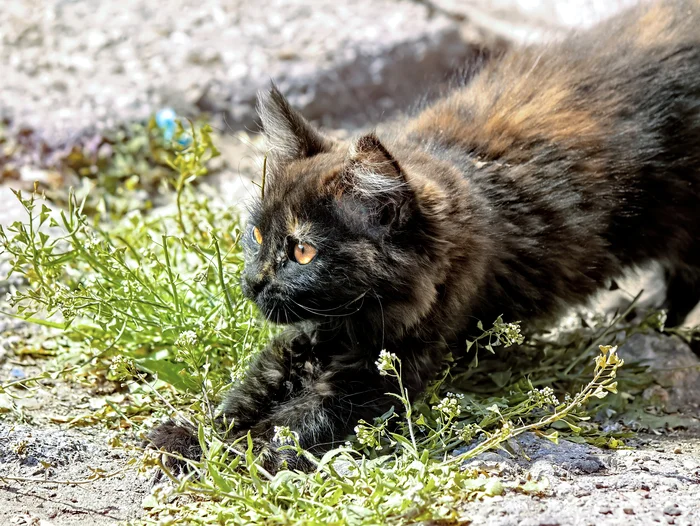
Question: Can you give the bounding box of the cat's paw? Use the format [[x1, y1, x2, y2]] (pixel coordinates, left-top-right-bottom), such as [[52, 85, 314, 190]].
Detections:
[[145, 419, 201, 479], [250, 436, 316, 475]]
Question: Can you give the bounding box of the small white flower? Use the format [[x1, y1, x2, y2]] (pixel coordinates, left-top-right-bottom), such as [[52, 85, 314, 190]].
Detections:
[[375, 349, 397, 376], [527, 386, 560, 406], [494, 320, 524, 347], [434, 392, 463, 419], [459, 423, 477, 442], [272, 425, 299, 445], [354, 421, 381, 449], [109, 355, 136, 380], [83, 235, 100, 250], [175, 330, 198, 348]]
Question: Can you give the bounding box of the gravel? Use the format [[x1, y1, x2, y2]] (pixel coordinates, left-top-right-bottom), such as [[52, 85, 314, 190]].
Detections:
[[0, 424, 147, 526], [459, 433, 700, 526]]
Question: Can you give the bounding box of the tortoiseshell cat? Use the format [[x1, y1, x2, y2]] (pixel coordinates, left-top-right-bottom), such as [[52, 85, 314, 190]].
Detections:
[[149, 1, 700, 472]]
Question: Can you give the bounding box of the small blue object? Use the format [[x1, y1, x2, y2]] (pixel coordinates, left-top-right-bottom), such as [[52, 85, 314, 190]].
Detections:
[[155, 108, 177, 141], [10, 367, 25, 380], [155, 108, 193, 146]]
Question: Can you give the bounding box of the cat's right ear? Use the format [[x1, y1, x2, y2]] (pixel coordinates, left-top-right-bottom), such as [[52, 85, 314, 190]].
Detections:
[[257, 85, 332, 165], [337, 133, 413, 229]]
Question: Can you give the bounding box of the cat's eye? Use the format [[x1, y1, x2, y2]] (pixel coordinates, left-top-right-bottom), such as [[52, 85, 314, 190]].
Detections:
[[252, 226, 263, 245], [293, 242, 317, 265]]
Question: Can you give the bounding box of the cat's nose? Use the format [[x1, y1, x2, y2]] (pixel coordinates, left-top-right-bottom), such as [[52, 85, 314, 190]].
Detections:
[[244, 275, 268, 297]]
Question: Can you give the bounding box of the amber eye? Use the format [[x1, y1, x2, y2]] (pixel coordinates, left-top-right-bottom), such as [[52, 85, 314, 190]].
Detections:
[[252, 226, 263, 245], [293, 242, 317, 265]]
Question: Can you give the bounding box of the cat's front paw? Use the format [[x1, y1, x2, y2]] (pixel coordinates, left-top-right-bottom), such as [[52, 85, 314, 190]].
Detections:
[[250, 436, 316, 475], [145, 419, 201, 478]]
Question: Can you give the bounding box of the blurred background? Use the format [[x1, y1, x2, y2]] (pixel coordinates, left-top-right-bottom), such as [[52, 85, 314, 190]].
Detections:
[[1, 0, 638, 213]]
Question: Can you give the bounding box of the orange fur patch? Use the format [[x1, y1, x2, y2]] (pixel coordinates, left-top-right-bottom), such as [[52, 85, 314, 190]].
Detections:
[[286, 214, 299, 234], [408, 110, 470, 145], [635, 3, 674, 46], [413, 62, 605, 163], [482, 84, 601, 153]]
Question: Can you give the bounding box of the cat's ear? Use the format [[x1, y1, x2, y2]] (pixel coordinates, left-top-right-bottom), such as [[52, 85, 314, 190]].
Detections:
[[257, 85, 332, 164], [341, 133, 412, 227]]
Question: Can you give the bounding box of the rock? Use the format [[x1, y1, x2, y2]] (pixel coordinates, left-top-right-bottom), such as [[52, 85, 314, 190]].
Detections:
[[512, 432, 606, 476], [663, 506, 682, 517], [0, 423, 92, 468], [619, 332, 700, 413]]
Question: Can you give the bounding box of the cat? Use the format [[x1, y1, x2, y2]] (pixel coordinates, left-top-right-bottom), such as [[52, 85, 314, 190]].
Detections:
[[148, 0, 700, 473]]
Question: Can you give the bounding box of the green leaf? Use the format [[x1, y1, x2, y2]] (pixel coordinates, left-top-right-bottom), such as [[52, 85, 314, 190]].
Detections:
[[541, 430, 559, 444], [484, 478, 504, 496], [134, 358, 200, 392], [40, 204, 51, 225], [208, 463, 233, 493]]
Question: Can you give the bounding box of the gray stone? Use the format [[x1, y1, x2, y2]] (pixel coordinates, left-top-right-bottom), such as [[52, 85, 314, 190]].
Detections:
[[511, 432, 606, 475], [619, 332, 700, 413]]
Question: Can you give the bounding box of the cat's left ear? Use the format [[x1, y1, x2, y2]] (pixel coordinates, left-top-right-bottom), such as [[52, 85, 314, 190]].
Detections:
[[257, 85, 333, 165], [341, 133, 412, 227]]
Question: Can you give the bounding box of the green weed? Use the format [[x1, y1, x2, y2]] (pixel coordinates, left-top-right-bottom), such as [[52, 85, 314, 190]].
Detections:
[[0, 121, 680, 525]]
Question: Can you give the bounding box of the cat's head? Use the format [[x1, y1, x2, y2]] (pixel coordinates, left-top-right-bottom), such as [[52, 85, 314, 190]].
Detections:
[[241, 87, 448, 333]]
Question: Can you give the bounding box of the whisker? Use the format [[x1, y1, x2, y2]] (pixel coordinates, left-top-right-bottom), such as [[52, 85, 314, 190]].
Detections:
[[289, 290, 370, 318], [372, 289, 386, 351]]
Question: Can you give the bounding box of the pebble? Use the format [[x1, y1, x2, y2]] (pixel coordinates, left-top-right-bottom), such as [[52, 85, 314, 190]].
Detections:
[[664, 506, 682, 517]]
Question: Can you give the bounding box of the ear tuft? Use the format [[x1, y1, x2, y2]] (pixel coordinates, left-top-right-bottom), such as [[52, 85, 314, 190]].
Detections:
[[257, 85, 331, 164], [339, 133, 412, 228], [349, 133, 402, 180]]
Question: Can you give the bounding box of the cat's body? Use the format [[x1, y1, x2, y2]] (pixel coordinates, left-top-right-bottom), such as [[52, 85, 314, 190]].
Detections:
[[149, 1, 700, 471]]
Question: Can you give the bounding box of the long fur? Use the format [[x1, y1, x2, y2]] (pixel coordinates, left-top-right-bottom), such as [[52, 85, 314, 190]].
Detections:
[[148, 1, 700, 473]]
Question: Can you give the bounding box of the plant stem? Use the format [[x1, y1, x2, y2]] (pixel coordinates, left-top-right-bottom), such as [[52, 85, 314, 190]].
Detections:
[[162, 234, 183, 325], [214, 236, 235, 318], [563, 291, 641, 375]]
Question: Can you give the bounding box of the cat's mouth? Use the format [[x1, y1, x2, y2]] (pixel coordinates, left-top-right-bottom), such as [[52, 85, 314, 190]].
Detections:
[[259, 300, 306, 324], [244, 275, 362, 324], [252, 288, 308, 324]]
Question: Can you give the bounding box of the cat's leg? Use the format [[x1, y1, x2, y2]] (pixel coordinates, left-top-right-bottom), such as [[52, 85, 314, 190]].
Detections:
[[662, 265, 700, 357], [149, 334, 445, 475], [663, 266, 700, 329], [218, 330, 315, 428], [239, 366, 395, 473], [146, 331, 313, 473], [234, 339, 448, 473]]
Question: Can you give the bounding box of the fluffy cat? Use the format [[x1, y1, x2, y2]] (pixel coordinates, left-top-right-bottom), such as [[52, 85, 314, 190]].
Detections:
[[149, 0, 700, 472]]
